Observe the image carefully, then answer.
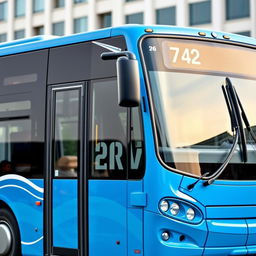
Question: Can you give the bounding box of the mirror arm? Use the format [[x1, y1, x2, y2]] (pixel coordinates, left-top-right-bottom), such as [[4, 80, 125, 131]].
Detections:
[[101, 51, 136, 61]]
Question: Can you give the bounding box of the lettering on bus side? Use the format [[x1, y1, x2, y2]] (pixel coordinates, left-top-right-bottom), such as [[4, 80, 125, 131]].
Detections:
[[94, 140, 143, 172]]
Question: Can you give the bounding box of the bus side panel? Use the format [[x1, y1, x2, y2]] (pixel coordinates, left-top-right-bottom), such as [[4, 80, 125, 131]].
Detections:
[[127, 181, 144, 255], [89, 180, 127, 256], [52, 179, 78, 249], [0, 177, 44, 256]]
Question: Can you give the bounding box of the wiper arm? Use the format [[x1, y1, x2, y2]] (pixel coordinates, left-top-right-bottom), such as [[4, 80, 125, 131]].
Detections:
[[188, 81, 239, 189], [203, 129, 239, 186]]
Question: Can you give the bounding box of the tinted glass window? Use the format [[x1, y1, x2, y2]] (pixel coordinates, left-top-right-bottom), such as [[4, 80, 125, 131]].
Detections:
[[126, 12, 144, 24], [90, 79, 127, 179], [54, 0, 65, 8], [189, 0, 211, 25], [0, 50, 48, 178], [74, 17, 88, 33], [15, 0, 25, 17], [236, 31, 251, 37], [0, 1, 7, 21], [0, 34, 7, 43], [100, 13, 112, 28], [226, 0, 250, 20], [129, 108, 145, 179], [14, 30, 25, 40], [53, 89, 80, 178], [52, 22, 65, 36], [156, 7, 176, 25], [33, 0, 44, 13], [74, 0, 86, 3]]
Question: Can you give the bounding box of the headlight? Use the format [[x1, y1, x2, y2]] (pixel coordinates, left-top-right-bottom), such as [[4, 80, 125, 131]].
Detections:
[[186, 208, 195, 220], [170, 202, 180, 216], [160, 200, 169, 212]]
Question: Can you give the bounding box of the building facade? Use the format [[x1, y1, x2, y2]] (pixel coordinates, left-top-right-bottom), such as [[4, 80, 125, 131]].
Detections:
[[0, 0, 254, 42]]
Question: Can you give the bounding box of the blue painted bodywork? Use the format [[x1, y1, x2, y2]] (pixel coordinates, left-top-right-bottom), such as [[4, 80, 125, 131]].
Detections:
[[0, 25, 256, 255]]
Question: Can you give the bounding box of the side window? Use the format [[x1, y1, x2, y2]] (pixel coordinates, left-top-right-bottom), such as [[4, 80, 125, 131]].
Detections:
[[90, 79, 127, 179], [129, 107, 145, 179], [53, 89, 80, 178], [0, 118, 31, 176]]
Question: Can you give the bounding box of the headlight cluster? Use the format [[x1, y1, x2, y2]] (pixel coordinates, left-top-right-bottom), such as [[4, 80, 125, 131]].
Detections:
[[159, 198, 203, 224]]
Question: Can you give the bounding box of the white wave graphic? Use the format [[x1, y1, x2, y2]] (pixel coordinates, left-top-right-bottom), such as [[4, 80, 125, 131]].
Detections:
[[0, 174, 44, 193], [0, 185, 44, 200], [21, 236, 43, 245]]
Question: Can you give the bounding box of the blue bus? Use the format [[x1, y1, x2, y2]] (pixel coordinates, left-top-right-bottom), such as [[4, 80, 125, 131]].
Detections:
[[0, 24, 256, 256]]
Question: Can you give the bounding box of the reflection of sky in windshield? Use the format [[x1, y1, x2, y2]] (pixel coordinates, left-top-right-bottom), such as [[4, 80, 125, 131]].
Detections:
[[150, 71, 256, 148]]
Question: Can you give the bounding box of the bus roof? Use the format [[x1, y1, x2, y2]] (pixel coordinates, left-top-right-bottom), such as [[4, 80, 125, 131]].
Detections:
[[0, 25, 256, 56]]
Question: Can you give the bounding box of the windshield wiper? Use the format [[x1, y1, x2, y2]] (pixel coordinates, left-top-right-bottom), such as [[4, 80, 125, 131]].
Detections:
[[234, 87, 256, 143], [225, 78, 247, 162], [187, 78, 240, 189]]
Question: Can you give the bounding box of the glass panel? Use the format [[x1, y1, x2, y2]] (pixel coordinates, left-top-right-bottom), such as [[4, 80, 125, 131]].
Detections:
[[33, 0, 44, 13], [142, 37, 256, 180], [14, 30, 25, 40], [54, 0, 65, 8], [189, 0, 211, 25], [0, 33, 7, 43], [236, 31, 251, 37], [126, 12, 144, 24], [0, 1, 7, 21], [52, 22, 65, 36], [0, 118, 32, 176], [226, 0, 250, 20], [156, 7, 176, 25], [100, 13, 112, 28], [74, 17, 88, 33], [34, 26, 44, 35], [15, 0, 25, 17], [90, 79, 127, 179], [53, 89, 80, 178], [129, 107, 145, 179], [74, 0, 86, 3]]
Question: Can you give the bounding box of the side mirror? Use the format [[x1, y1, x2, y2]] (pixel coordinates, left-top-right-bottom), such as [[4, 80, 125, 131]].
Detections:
[[101, 51, 140, 107]]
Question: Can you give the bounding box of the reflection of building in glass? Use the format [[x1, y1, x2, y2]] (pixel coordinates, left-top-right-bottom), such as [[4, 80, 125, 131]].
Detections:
[[0, 0, 253, 42]]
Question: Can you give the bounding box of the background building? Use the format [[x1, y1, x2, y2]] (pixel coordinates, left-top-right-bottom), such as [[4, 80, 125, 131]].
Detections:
[[0, 0, 254, 42]]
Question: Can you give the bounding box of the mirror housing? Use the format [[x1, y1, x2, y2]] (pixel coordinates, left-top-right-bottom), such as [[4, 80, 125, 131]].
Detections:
[[101, 51, 140, 107]]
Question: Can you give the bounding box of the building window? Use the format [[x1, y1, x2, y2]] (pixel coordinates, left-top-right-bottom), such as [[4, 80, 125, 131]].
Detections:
[[54, 0, 65, 8], [14, 30, 25, 40], [0, 33, 7, 43], [15, 0, 25, 17], [34, 26, 44, 35], [74, 0, 86, 3], [236, 31, 251, 37], [52, 22, 65, 36], [226, 0, 250, 20], [189, 0, 211, 25], [74, 17, 88, 33], [156, 7, 176, 25], [99, 13, 112, 28], [0, 1, 7, 21], [33, 0, 44, 13], [125, 12, 144, 24]]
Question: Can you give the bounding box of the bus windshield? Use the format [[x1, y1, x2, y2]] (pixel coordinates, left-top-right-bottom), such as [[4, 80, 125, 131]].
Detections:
[[141, 37, 256, 180]]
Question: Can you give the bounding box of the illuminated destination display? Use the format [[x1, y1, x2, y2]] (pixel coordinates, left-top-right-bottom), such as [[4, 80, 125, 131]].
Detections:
[[162, 39, 256, 79]]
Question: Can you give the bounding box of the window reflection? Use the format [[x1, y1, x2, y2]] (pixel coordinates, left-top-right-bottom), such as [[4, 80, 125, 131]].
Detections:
[[149, 71, 256, 179]]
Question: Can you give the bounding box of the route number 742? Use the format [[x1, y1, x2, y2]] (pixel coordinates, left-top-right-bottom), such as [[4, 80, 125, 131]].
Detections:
[[169, 47, 201, 65]]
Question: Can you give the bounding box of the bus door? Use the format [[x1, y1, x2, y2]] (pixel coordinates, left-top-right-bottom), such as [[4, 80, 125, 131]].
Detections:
[[88, 78, 145, 255], [45, 83, 86, 256]]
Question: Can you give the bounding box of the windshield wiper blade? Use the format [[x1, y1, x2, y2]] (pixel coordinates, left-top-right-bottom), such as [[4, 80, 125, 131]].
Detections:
[[234, 87, 256, 143], [226, 77, 247, 162]]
